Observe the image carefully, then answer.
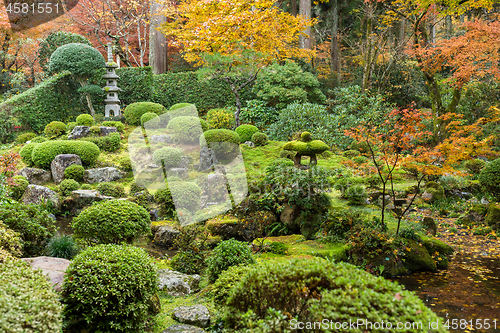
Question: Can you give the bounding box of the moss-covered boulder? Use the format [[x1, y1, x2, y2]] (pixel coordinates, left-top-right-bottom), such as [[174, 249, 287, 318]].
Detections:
[[485, 203, 500, 230], [422, 181, 445, 203], [282, 132, 329, 168], [403, 239, 437, 272], [206, 216, 247, 241], [422, 238, 454, 256], [421, 216, 437, 236]]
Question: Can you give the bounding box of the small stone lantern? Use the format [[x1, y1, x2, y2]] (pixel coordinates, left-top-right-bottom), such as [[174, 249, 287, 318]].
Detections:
[[103, 42, 121, 118]]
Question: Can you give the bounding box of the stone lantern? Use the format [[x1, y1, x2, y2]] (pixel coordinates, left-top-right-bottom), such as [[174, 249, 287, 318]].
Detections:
[[103, 42, 121, 118]]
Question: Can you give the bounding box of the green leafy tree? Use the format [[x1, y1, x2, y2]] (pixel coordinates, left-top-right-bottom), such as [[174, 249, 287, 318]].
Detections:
[[49, 43, 105, 119], [38, 32, 92, 73]]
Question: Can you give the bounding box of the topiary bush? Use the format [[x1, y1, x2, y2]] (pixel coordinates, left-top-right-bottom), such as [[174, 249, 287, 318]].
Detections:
[[39, 31, 92, 72], [80, 184, 92, 190], [45, 234, 80, 260], [64, 164, 85, 182], [235, 124, 259, 143], [97, 182, 125, 197], [81, 132, 121, 152], [152, 147, 183, 169], [0, 221, 23, 259], [71, 200, 150, 245], [224, 259, 446, 332], [8, 175, 29, 200], [20, 143, 38, 167], [479, 158, 500, 197], [76, 114, 94, 127], [140, 112, 160, 127], [0, 259, 63, 332], [31, 136, 48, 143], [200, 129, 240, 162], [154, 188, 176, 219], [166, 116, 205, 143], [61, 244, 158, 333], [205, 239, 255, 283], [0, 202, 57, 257], [102, 120, 125, 132], [31, 140, 100, 169], [169, 181, 202, 212], [16, 132, 37, 144], [251, 132, 268, 146], [206, 108, 235, 129], [44, 121, 67, 137], [124, 102, 166, 125], [60, 179, 80, 196]]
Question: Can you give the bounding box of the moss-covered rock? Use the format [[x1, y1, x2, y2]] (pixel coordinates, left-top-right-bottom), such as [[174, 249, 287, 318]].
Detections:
[[206, 216, 246, 240], [421, 216, 437, 236], [403, 239, 437, 272], [422, 181, 445, 203], [422, 238, 454, 255], [485, 203, 500, 230]]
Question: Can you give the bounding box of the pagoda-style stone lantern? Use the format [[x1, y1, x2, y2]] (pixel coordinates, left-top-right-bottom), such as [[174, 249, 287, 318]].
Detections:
[[103, 42, 121, 118]]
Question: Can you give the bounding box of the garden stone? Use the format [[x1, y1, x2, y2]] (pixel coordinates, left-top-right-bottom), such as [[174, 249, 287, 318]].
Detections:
[[393, 198, 406, 207], [68, 126, 90, 139], [50, 154, 82, 184], [421, 217, 437, 236], [404, 240, 437, 272], [161, 324, 206, 333], [422, 182, 445, 203], [150, 135, 173, 144], [21, 256, 70, 292], [168, 168, 189, 180], [280, 204, 301, 232], [71, 190, 113, 208], [244, 140, 255, 147], [154, 225, 180, 248], [99, 126, 117, 136], [83, 167, 125, 183], [485, 203, 500, 230], [150, 209, 159, 221], [198, 146, 218, 171], [481, 197, 490, 205], [180, 156, 191, 169], [21, 185, 60, 209], [173, 305, 210, 328], [157, 269, 201, 296], [48, 214, 57, 221], [214, 165, 226, 174], [19, 167, 51, 185]]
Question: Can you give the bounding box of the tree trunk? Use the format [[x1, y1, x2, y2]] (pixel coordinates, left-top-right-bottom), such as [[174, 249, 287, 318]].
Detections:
[[149, 0, 168, 74], [445, 16, 453, 38], [299, 0, 312, 49], [76, 78, 96, 119], [291, 0, 297, 16], [330, 0, 341, 82]]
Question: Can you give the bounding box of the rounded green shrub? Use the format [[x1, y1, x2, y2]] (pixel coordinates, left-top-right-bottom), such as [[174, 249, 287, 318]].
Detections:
[[235, 124, 259, 143], [31, 136, 48, 143], [129, 181, 147, 195], [200, 118, 209, 132], [71, 200, 150, 244], [49, 43, 105, 77], [140, 112, 160, 127], [0, 221, 23, 258], [61, 244, 158, 333], [170, 250, 206, 275], [224, 259, 446, 332], [8, 175, 29, 200], [479, 158, 500, 197], [118, 156, 132, 171], [80, 184, 92, 190], [45, 234, 80, 260], [124, 102, 166, 125], [167, 116, 204, 143], [82, 132, 121, 152], [345, 184, 367, 205], [205, 238, 255, 283], [211, 264, 253, 305], [466, 158, 487, 175], [170, 102, 193, 110], [102, 120, 125, 132], [207, 108, 235, 129], [31, 140, 100, 169], [44, 121, 67, 137], [154, 188, 176, 219], [169, 181, 202, 211], [0, 259, 63, 332], [152, 147, 182, 169], [16, 132, 37, 144], [97, 182, 125, 197], [76, 114, 94, 127], [0, 202, 57, 257], [200, 129, 240, 162], [251, 132, 268, 146], [60, 179, 80, 196], [64, 164, 85, 182], [67, 122, 77, 132]]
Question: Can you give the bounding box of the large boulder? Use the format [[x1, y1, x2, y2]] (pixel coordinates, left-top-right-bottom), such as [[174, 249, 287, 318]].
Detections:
[[21, 185, 60, 209], [153, 225, 180, 248], [421, 217, 437, 236], [162, 324, 206, 333], [485, 203, 500, 230], [50, 154, 82, 184], [198, 146, 218, 171], [99, 126, 117, 136], [71, 190, 114, 208], [404, 239, 437, 272], [83, 167, 125, 183], [157, 269, 200, 296], [68, 125, 90, 140], [18, 167, 52, 185], [280, 204, 301, 232], [21, 256, 70, 292], [422, 181, 445, 203], [172, 305, 210, 328], [168, 168, 189, 180]]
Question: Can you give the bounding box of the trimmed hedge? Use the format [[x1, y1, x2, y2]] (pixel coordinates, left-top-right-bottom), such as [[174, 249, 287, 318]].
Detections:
[[124, 102, 166, 125], [167, 116, 205, 143], [200, 129, 240, 162], [20, 142, 38, 166], [251, 132, 268, 146], [76, 114, 94, 126], [64, 164, 85, 181], [235, 124, 259, 143], [31, 140, 100, 169], [43, 121, 67, 137], [141, 112, 159, 127], [206, 108, 235, 129]]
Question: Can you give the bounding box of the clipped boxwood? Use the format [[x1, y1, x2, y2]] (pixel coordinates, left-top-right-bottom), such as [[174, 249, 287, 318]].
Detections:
[[235, 124, 259, 143], [71, 200, 150, 244], [200, 129, 240, 162], [61, 244, 158, 333], [251, 132, 268, 146], [206, 239, 255, 283], [76, 114, 94, 126], [81, 132, 120, 152], [8, 175, 29, 200], [0, 259, 63, 332], [141, 112, 160, 127], [224, 259, 446, 332], [102, 120, 125, 132], [124, 102, 166, 125], [60, 179, 80, 196], [67, 122, 77, 132], [31, 136, 48, 143], [44, 121, 67, 137], [31, 140, 100, 169], [169, 181, 202, 211], [206, 108, 235, 129], [97, 182, 125, 197], [0, 202, 57, 257], [152, 147, 183, 169], [170, 102, 193, 110], [166, 116, 204, 143], [64, 164, 85, 181], [16, 132, 37, 144]]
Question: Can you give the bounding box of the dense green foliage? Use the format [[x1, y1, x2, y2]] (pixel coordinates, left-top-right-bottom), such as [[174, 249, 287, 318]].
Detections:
[[114, 67, 154, 106], [31, 140, 100, 169], [45, 234, 80, 260], [465, 159, 486, 175], [8, 175, 29, 200], [64, 164, 85, 182], [152, 147, 183, 169], [211, 264, 254, 305], [76, 114, 94, 126], [72, 200, 150, 244], [479, 158, 500, 197], [140, 112, 159, 127], [0, 259, 62, 332], [43, 121, 67, 137], [206, 108, 235, 129], [102, 121, 125, 132], [97, 182, 125, 197], [239, 99, 279, 131], [124, 102, 166, 125], [253, 61, 326, 109], [154, 188, 176, 219], [39, 31, 92, 73], [16, 132, 36, 144], [167, 116, 205, 143], [251, 132, 268, 146], [200, 129, 240, 162], [0, 221, 22, 259], [20, 143, 38, 166], [0, 202, 57, 256], [49, 43, 105, 78], [61, 244, 158, 333], [235, 124, 259, 143], [206, 239, 256, 283], [60, 179, 80, 196], [81, 132, 121, 152], [169, 181, 202, 211]]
